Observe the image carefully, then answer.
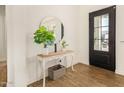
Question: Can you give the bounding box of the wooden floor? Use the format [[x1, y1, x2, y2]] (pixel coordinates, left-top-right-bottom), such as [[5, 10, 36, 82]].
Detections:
[[0, 61, 7, 87], [29, 63, 124, 87]]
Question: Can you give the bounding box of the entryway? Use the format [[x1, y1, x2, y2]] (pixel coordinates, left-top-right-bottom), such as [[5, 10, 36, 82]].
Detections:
[[0, 5, 7, 87], [89, 6, 116, 71]]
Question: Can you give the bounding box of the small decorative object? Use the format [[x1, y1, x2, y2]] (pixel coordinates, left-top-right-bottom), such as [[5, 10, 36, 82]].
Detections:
[[54, 43, 57, 52], [61, 40, 69, 51], [33, 26, 55, 54]]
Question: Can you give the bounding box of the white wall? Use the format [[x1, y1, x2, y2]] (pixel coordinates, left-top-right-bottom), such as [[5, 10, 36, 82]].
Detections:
[[6, 5, 79, 86], [116, 6, 124, 75], [6, 6, 29, 86], [6, 6, 15, 86], [78, 5, 124, 75]]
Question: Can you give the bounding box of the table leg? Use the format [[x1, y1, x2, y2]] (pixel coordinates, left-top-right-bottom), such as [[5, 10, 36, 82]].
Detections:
[[64, 56, 68, 72], [42, 59, 46, 87]]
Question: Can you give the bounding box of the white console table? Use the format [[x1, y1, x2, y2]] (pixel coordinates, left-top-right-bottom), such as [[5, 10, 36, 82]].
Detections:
[[37, 50, 75, 87]]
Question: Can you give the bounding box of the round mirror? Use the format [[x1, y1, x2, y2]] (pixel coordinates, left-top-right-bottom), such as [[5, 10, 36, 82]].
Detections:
[[40, 16, 64, 44], [40, 16, 64, 52]]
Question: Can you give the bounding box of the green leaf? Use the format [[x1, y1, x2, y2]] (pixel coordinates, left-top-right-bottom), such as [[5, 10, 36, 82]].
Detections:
[[33, 26, 55, 46]]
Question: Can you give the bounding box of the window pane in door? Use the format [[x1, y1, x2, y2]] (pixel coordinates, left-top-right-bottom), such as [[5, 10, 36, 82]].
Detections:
[[94, 28, 101, 40], [94, 14, 109, 52], [94, 40, 102, 51], [101, 39, 109, 51], [102, 14, 109, 26], [94, 16, 101, 27], [101, 27, 109, 40]]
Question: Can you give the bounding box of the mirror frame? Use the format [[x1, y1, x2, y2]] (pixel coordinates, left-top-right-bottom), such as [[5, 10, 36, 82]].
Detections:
[[39, 16, 64, 42]]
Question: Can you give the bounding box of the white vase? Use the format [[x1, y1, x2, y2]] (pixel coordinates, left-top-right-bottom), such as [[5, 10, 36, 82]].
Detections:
[[44, 47, 49, 55]]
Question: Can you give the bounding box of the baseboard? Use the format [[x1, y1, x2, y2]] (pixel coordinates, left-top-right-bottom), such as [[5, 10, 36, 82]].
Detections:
[[78, 61, 89, 65], [115, 69, 124, 76], [7, 82, 15, 87]]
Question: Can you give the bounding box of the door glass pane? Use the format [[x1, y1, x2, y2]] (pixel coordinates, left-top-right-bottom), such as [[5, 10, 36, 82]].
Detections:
[[94, 16, 101, 27], [94, 28, 101, 40], [102, 14, 109, 26], [94, 14, 109, 52], [94, 40, 102, 51], [101, 40, 109, 51], [101, 27, 109, 40]]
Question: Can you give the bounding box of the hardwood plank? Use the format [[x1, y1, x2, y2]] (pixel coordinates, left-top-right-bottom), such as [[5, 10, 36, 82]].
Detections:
[[28, 63, 124, 87], [0, 62, 7, 87]]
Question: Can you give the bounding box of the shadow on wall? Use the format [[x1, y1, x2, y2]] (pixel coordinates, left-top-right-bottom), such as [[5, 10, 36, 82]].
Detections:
[[26, 56, 41, 84]]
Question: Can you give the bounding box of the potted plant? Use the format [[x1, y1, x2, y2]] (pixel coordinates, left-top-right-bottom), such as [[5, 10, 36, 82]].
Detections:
[[34, 26, 55, 54], [61, 40, 69, 51]]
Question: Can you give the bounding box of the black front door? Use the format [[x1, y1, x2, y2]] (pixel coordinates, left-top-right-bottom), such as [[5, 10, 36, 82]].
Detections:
[[89, 6, 116, 71]]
